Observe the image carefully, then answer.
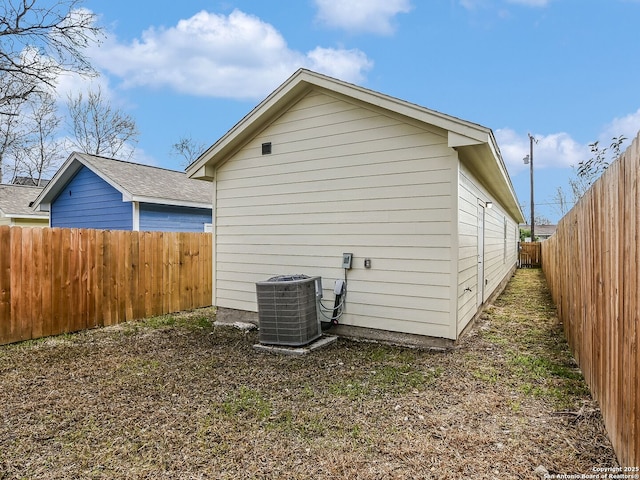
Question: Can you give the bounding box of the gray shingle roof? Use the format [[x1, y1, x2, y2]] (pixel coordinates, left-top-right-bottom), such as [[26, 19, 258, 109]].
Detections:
[[76, 153, 211, 205], [0, 184, 48, 217]]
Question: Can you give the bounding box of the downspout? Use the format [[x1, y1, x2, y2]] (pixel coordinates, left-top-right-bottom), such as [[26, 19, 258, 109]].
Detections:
[[211, 172, 217, 306], [451, 152, 461, 340]]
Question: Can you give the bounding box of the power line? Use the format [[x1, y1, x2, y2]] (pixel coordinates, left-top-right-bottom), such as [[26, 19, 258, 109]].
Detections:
[[523, 201, 578, 207]]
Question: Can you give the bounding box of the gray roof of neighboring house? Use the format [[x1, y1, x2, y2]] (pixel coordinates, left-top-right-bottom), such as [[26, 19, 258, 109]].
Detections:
[[12, 176, 50, 187], [33, 153, 212, 211], [0, 184, 48, 218], [520, 224, 557, 237]]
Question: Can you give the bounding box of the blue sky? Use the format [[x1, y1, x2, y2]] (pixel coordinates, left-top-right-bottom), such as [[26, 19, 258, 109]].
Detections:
[[69, 0, 640, 224]]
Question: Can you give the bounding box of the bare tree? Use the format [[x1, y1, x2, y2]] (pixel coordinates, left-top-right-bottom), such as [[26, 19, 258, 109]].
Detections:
[[0, 98, 26, 182], [20, 92, 64, 184], [0, 91, 64, 184], [66, 87, 139, 159], [171, 135, 207, 168], [0, 0, 102, 181], [535, 214, 551, 226], [0, 0, 102, 110], [550, 186, 570, 219]]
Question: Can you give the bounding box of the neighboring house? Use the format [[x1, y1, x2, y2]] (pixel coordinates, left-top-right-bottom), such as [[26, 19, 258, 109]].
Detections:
[[519, 224, 556, 241], [33, 153, 212, 232], [0, 184, 49, 227], [12, 176, 50, 187], [187, 69, 525, 343]]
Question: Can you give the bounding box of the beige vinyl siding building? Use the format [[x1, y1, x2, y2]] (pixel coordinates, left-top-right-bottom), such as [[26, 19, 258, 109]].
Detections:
[[188, 69, 524, 343], [457, 165, 519, 332]]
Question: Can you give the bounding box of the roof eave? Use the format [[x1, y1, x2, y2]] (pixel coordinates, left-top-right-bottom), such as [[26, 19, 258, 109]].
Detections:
[[32, 153, 80, 210], [187, 71, 311, 180], [130, 196, 211, 209], [31, 152, 133, 211], [5, 214, 49, 220], [187, 69, 494, 180], [186, 68, 523, 223], [456, 141, 525, 223]]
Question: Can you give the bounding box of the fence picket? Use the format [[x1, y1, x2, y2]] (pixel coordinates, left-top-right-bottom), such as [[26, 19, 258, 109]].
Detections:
[[542, 131, 640, 467], [0, 229, 212, 346], [0, 227, 9, 338], [518, 242, 541, 267]]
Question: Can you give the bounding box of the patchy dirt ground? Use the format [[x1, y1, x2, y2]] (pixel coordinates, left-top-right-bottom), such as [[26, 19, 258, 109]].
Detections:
[[0, 269, 617, 479]]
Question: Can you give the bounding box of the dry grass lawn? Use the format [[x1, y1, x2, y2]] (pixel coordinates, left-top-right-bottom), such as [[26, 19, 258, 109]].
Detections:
[[0, 269, 618, 479]]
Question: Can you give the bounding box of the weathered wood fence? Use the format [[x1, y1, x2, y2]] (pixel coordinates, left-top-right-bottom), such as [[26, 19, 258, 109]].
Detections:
[[541, 131, 640, 467], [0, 226, 212, 346], [518, 242, 541, 268]]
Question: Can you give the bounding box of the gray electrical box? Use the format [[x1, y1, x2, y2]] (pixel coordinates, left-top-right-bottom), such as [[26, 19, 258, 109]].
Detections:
[[342, 253, 353, 269]]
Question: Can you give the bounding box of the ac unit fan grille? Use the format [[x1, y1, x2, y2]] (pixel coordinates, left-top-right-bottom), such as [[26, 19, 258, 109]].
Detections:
[[256, 276, 321, 346]]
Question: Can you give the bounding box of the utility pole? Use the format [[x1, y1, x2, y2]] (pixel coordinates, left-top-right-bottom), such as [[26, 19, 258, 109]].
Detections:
[[523, 134, 535, 241]]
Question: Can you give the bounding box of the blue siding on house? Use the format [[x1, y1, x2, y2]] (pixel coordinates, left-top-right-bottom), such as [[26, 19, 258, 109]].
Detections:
[[51, 166, 133, 230], [139, 203, 211, 232]]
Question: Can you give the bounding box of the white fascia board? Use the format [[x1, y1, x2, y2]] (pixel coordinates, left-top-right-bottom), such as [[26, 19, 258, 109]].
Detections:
[[186, 71, 311, 176], [6, 214, 48, 220], [32, 152, 133, 210], [487, 133, 524, 222], [129, 196, 212, 210], [188, 164, 215, 181], [31, 154, 81, 209], [448, 131, 486, 148], [305, 71, 490, 144], [186, 68, 493, 176]]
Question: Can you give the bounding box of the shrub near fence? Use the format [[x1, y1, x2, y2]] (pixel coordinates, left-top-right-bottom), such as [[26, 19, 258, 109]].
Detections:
[[541, 131, 640, 467], [0, 226, 212, 346]]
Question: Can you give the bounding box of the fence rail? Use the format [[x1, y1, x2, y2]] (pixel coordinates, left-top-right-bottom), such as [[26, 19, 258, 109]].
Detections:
[[0, 227, 212, 346], [541, 131, 640, 467]]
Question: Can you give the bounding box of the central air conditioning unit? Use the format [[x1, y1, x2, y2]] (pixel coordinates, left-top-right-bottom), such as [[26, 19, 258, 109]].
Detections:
[[255, 274, 322, 346]]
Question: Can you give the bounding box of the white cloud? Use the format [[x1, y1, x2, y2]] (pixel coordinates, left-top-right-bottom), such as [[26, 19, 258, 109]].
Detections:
[[497, 108, 640, 175], [128, 146, 161, 168], [89, 9, 373, 100], [53, 72, 112, 104], [496, 128, 589, 173], [306, 47, 373, 81], [599, 108, 640, 145], [314, 0, 412, 35]]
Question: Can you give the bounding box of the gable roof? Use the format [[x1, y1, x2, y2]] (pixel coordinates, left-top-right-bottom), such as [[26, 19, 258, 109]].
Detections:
[[186, 68, 524, 222], [0, 184, 48, 219], [33, 153, 211, 212]]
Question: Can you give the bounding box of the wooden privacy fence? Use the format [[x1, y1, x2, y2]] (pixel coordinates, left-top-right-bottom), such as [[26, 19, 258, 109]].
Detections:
[[518, 242, 541, 268], [0, 226, 212, 346], [541, 131, 640, 467]]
